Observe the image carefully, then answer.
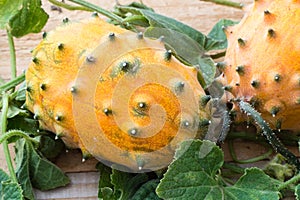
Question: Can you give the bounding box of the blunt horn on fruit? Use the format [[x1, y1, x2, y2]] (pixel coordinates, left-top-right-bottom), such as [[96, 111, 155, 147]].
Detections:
[[217, 0, 300, 168], [25, 17, 211, 172]]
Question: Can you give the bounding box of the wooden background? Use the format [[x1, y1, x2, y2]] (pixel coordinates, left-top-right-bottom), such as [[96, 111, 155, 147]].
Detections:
[[0, 0, 278, 199]]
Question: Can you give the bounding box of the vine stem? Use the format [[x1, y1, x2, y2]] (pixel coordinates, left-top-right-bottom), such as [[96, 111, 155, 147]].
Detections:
[[0, 73, 25, 93], [0, 130, 39, 146], [67, 0, 128, 26], [1, 93, 18, 183], [200, 0, 243, 9], [238, 101, 300, 170], [228, 139, 273, 164], [48, 0, 92, 11], [7, 30, 17, 80], [278, 172, 300, 191]]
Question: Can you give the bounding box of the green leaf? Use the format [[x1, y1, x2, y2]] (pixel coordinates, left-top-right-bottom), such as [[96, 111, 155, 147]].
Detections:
[[195, 56, 216, 88], [205, 19, 238, 51], [295, 184, 300, 200], [156, 140, 280, 200], [28, 140, 70, 190], [225, 168, 280, 199], [113, 6, 210, 50], [7, 116, 39, 137], [131, 179, 161, 200], [15, 138, 69, 197], [96, 163, 114, 199], [1, 180, 23, 200], [0, 0, 48, 37], [141, 10, 207, 48], [122, 15, 150, 27], [15, 139, 35, 200], [37, 135, 65, 159], [0, 0, 22, 29], [7, 105, 28, 118], [111, 169, 149, 200], [144, 27, 205, 63], [97, 163, 151, 200], [15, 83, 26, 101], [0, 168, 10, 193]]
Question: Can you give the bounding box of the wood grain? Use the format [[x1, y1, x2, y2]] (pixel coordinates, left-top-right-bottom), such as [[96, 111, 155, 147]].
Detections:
[[0, 0, 253, 199]]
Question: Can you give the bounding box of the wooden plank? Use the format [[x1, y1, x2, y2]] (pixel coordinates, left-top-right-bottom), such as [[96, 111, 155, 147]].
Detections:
[[34, 172, 99, 200]]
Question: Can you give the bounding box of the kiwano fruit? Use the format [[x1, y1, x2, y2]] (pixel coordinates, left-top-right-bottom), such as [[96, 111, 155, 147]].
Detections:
[[25, 16, 211, 172], [218, 0, 300, 132]]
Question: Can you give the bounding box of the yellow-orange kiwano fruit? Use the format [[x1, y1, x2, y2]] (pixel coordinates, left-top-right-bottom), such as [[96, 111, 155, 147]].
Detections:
[[25, 17, 211, 172], [218, 0, 300, 131]]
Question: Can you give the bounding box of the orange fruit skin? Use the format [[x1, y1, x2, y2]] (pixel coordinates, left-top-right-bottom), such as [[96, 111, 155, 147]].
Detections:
[[26, 17, 126, 156], [218, 0, 300, 131], [26, 17, 211, 170]]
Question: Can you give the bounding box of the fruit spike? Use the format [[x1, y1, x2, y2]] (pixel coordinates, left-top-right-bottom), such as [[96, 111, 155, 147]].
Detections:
[[25, 17, 211, 172], [219, 0, 300, 131], [267, 28, 276, 38]]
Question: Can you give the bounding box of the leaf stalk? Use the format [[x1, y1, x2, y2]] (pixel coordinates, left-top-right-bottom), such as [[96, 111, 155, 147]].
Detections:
[[1, 93, 18, 183]]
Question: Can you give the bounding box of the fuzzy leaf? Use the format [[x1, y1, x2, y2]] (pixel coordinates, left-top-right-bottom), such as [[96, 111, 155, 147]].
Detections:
[[225, 168, 280, 199], [0, 0, 48, 37], [205, 19, 238, 51], [15, 83, 26, 101], [7, 116, 39, 137], [156, 140, 280, 200], [96, 163, 114, 199], [28, 141, 69, 190], [141, 10, 207, 48], [0, 169, 10, 193], [144, 27, 205, 63], [1, 180, 23, 200], [0, 0, 22, 29], [15, 139, 35, 199], [113, 6, 211, 50], [97, 163, 151, 200], [36, 135, 65, 159], [15, 138, 69, 196], [131, 179, 161, 200], [7, 105, 28, 118], [195, 56, 216, 88], [111, 169, 149, 200], [101, 187, 115, 200]]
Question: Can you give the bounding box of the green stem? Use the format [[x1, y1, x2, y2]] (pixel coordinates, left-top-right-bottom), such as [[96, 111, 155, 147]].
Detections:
[[228, 140, 273, 164], [7, 30, 17, 80], [222, 162, 245, 174], [227, 131, 299, 147], [238, 101, 300, 170], [200, 0, 243, 9], [1, 93, 18, 183], [0, 130, 38, 146], [278, 172, 300, 191], [210, 51, 226, 59], [48, 0, 92, 11], [0, 73, 25, 93], [67, 0, 128, 26]]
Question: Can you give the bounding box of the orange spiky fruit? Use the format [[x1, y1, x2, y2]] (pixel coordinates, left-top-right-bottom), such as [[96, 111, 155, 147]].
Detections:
[[218, 0, 300, 132], [25, 17, 211, 171]]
